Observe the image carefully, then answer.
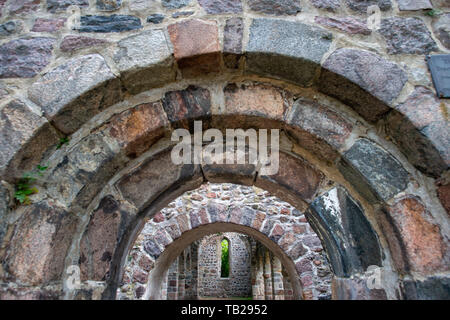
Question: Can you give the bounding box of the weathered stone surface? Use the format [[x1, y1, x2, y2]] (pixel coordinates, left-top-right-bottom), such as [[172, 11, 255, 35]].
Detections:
[[8, 0, 40, 14], [129, 0, 158, 11], [97, 0, 122, 11], [60, 35, 108, 52], [31, 18, 66, 32], [319, 48, 407, 122], [310, 0, 340, 11], [0, 100, 59, 180], [114, 30, 175, 94], [345, 0, 391, 12], [431, 0, 450, 8], [80, 196, 129, 281], [172, 11, 194, 18], [162, 86, 211, 128], [7, 201, 78, 285], [314, 16, 371, 35], [386, 86, 449, 177], [46, 133, 120, 208], [116, 149, 203, 210], [47, 0, 89, 12], [0, 184, 9, 245], [246, 19, 332, 86], [78, 15, 142, 33], [147, 14, 165, 24], [0, 0, 6, 17], [339, 138, 409, 202], [401, 276, 450, 300], [144, 239, 162, 258], [107, 102, 169, 158], [256, 152, 323, 209], [379, 17, 438, 55], [161, 0, 190, 9], [332, 277, 387, 300], [307, 187, 382, 277], [223, 17, 243, 69], [224, 83, 288, 125], [397, 0, 432, 10], [0, 20, 23, 37], [285, 98, 353, 161], [437, 182, 450, 215], [168, 19, 220, 76], [198, 0, 242, 13], [28, 54, 122, 134], [248, 0, 301, 15], [388, 197, 449, 274], [432, 13, 450, 50], [0, 287, 61, 300], [0, 37, 55, 78]]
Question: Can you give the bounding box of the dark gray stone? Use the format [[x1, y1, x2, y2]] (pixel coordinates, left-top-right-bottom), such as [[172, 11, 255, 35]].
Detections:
[[161, 0, 191, 9], [319, 48, 407, 122], [307, 187, 382, 277], [47, 0, 89, 12], [96, 0, 122, 11], [144, 239, 162, 258], [147, 14, 165, 24], [248, 0, 301, 15], [345, 0, 391, 12], [223, 17, 243, 68], [310, 0, 340, 11], [397, 0, 432, 10], [0, 184, 9, 244], [340, 139, 409, 202], [198, 0, 242, 14], [246, 19, 332, 86], [78, 15, 142, 33], [402, 276, 450, 300], [0, 20, 23, 37], [0, 37, 55, 78], [379, 17, 438, 55], [172, 11, 194, 18]]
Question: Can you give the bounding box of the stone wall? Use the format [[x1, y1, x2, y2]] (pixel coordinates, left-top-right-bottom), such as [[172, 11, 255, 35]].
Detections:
[[118, 183, 333, 300], [198, 232, 252, 298]]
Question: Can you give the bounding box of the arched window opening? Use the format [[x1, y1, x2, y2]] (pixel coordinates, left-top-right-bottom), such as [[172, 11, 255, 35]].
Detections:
[[220, 238, 230, 278]]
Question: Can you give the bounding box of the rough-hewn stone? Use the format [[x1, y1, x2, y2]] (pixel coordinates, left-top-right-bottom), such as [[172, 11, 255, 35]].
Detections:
[[31, 18, 66, 32], [113, 30, 175, 94], [401, 276, 450, 300], [8, 0, 40, 14], [332, 277, 387, 300], [47, 0, 89, 12], [397, 0, 432, 10], [386, 86, 449, 177], [78, 15, 142, 33], [107, 102, 169, 158], [432, 13, 450, 50], [147, 14, 165, 24], [162, 86, 211, 129], [161, 0, 191, 9], [172, 11, 194, 18], [285, 98, 353, 160], [379, 17, 438, 55], [310, 0, 340, 11], [339, 138, 409, 202], [388, 197, 448, 274], [7, 201, 78, 285], [60, 35, 109, 52], [198, 0, 242, 13], [248, 0, 301, 15], [246, 19, 332, 86], [168, 19, 220, 76], [319, 48, 407, 122], [314, 16, 371, 35], [0, 20, 23, 37], [0, 184, 9, 245], [437, 182, 450, 215], [0, 100, 59, 180], [223, 17, 243, 69], [345, 0, 391, 12], [96, 0, 122, 11], [28, 54, 122, 134], [0, 37, 55, 78], [307, 187, 382, 277]]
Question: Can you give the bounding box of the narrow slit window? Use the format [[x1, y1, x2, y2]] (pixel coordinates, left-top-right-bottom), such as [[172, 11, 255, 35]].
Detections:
[[220, 238, 230, 278]]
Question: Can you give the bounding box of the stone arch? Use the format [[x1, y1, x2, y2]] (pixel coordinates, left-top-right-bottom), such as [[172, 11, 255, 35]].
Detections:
[[0, 9, 448, 300]]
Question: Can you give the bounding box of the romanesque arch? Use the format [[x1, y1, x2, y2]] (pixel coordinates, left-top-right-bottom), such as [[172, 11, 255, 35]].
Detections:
[[0, 0, 448, 300]]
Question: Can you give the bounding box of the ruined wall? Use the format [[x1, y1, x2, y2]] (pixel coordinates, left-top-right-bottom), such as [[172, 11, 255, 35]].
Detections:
[[198, 232, 252, 298]]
